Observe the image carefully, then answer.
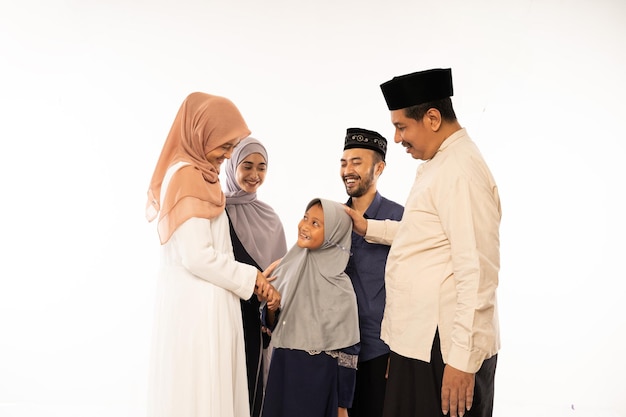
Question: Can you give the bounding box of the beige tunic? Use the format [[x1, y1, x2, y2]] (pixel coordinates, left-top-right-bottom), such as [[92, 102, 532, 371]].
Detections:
[[365, 128, 501, 373]]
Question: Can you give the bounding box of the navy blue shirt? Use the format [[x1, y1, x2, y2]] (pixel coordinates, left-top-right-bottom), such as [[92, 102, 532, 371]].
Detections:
[[345, 192, 404, 362]]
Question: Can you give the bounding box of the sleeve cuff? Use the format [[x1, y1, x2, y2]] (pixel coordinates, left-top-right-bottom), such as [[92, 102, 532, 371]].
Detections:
[[364, 219, 386, 244], [446, 344, 486, 374]]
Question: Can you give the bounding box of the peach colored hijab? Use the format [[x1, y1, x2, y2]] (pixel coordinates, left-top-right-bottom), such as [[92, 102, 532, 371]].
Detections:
[[146, 92, 251, 244]]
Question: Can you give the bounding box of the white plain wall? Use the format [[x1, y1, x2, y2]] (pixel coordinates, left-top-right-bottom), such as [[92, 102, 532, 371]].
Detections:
[[1, 0, 625, 416]]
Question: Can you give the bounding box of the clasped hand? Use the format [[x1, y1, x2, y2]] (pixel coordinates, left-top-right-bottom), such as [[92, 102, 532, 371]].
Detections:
[[254, 258, 282, 311]]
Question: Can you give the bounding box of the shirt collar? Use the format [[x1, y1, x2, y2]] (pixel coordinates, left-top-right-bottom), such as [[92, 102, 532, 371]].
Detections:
[[436, 127, 467, 155], [346, 191, 382, 220]]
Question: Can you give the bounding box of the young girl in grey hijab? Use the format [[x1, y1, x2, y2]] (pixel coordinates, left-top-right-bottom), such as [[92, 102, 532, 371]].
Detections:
[[260, 198, 360, 417]]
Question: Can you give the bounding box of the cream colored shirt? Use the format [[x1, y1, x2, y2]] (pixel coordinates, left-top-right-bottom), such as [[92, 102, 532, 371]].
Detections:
[[365, 128, 501, 373]]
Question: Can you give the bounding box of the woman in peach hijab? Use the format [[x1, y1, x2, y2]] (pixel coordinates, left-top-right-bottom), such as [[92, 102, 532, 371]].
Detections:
[[145, 92, 280, 417]]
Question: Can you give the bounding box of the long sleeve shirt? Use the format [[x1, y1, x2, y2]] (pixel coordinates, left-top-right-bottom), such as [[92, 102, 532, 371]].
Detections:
[[365, 128, 501, 373], [345, 192, 404, 362]]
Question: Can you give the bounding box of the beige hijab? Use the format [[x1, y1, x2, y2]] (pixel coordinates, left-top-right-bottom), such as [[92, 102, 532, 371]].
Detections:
[[145, 92, 251, 244]]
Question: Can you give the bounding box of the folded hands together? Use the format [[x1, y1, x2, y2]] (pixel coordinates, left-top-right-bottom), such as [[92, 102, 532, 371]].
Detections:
[[254, 258, 282, 311]]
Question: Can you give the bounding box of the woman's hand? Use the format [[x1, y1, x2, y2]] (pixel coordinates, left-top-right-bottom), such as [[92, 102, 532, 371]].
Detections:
[[265, 285, 281, 311], [254, 271, 281, 311], [257, 258, 283, 311], [263, 258, 282, 281]]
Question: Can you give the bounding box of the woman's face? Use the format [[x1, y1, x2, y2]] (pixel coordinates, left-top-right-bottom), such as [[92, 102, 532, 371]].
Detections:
[[297, 203, 325, 250], [236, 152, 267, 193], [205, 138, 240, 171]]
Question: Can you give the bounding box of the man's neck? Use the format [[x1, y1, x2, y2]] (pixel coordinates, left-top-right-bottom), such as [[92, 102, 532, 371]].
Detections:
[[350, 189, 377, 216], [427, 121, 463, 160], [439, 121, 463, 141]]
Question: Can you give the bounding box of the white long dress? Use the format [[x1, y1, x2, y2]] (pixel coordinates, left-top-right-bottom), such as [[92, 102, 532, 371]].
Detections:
[[147, 213, 257, 417]]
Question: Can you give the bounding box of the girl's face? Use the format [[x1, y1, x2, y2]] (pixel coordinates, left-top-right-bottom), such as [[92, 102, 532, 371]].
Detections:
[[205, 138, 240, 171], [236, 152, 267, 193], [297, 203, 324, 250]]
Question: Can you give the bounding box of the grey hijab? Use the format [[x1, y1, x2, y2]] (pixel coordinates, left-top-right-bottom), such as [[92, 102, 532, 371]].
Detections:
[[269, 198, 360, 351], [225, 137, 287, 269]]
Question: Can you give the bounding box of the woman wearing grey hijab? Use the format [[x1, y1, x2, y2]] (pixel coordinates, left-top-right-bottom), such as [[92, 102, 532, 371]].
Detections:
[[224, 136, 287, 417], [261, 198, 360, 417]]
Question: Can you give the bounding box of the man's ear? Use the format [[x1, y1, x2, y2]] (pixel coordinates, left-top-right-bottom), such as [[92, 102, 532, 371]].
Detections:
[[375, 160, 386, 177], [426, 108, 442, 132]]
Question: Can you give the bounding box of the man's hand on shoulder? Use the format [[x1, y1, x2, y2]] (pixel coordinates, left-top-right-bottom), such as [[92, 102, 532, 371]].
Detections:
[[343, 205, 368, 236]]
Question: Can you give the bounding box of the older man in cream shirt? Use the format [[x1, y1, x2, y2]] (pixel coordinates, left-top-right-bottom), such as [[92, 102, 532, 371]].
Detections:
[[345, 68, 501, 417]]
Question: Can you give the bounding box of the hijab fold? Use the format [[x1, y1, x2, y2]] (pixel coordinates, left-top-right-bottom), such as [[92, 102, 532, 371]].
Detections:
[[269, 199, 359, 351], [145, 92, 251, 244]]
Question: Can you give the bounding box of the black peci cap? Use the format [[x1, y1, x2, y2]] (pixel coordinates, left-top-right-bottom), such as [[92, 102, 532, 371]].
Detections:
[[380, 68, 453, 110]]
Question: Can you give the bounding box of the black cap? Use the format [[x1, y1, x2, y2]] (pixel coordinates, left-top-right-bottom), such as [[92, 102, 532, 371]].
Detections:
[[344, 128, 387, 160], [380, 68, 453, 110]]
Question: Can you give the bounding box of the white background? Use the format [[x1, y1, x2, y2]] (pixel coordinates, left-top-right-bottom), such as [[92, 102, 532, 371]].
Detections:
[[1, 0, 625, 416]]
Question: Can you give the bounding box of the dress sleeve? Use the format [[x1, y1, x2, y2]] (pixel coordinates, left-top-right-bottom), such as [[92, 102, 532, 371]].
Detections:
[[337, 343, 360, 408], [173, 217, 257, 300]]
